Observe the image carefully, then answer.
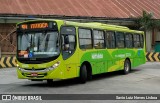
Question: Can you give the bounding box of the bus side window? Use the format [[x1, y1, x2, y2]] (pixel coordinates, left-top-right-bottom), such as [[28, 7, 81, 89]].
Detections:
[[137, 34, 141, 48], [61, 26, 76, 60], [106, 31, 115, 48], [79, 28, 92, 49], [140, 35, 144, 48], [93, 30, 105, 49], [133, 34, 140, 48], [125, 33, 133, 48], [115, 32, 125, 48]]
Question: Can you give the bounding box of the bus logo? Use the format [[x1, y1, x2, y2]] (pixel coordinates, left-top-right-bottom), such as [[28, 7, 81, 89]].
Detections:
[[2, 95, 11, 100], [92, 53, 103, 59]]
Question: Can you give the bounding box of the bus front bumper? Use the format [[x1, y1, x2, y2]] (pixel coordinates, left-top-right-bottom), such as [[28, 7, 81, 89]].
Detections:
[[17, 67, 64, 80]]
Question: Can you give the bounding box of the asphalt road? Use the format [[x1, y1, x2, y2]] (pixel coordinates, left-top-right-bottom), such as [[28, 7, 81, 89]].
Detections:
[[0, 62, 160, 103]]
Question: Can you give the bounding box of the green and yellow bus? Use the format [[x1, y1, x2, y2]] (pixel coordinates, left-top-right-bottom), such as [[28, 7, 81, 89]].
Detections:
[[16, 19, 146, 84]]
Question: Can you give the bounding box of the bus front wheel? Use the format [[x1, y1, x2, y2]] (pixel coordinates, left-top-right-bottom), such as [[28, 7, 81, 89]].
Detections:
[[79, 65, 87, 83], [123, 59, 131, 74]]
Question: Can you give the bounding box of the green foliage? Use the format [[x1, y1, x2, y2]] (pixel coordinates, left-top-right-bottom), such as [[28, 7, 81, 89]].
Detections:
[[136, 11, 160, 30], [155, 20, 160, 28]]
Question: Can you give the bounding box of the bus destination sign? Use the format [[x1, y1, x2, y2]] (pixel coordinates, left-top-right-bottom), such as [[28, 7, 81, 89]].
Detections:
[[20, 23, 49, 30]]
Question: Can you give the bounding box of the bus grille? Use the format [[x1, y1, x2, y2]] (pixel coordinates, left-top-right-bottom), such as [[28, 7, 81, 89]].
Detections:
[[22, 73, 47, 78], [24, 68, 46, 71]]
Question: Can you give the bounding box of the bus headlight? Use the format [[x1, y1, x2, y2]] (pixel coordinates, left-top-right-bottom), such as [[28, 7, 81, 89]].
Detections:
[[17, 64, 19, 67], [18, 67, 24, 72], [47, 61, 60, 71], [17, 64, 23, 71], [17, 61, 60, 72]]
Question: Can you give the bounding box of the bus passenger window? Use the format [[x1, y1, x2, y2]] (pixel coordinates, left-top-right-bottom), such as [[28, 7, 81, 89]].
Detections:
[[106, 31, 115, 48], [140, 35, 144, 48], [93, 30, 105, 49], [137, 34, 141, 48], [125, 33, 133, 48], [115, 32, 125, 48], [79, 28, 92, 49], [133, 34, 140, 48]]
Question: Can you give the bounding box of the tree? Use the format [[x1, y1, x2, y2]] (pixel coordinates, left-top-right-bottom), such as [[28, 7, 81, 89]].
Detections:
[[136, 11, 160, 52]]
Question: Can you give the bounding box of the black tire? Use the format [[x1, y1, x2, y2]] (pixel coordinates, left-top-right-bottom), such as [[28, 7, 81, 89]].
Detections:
[[79, 65, 87, 83], [87, 71, 92, 81], [47, 79, 54, 85], [123, 59, 131, 74]]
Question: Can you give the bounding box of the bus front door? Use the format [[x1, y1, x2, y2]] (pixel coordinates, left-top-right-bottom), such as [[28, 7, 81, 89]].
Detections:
[[62, 34, 78, 79]]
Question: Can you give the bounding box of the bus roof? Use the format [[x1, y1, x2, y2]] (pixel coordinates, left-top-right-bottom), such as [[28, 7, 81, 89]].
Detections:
[[64, 21, 129, 29], [16, 19, 63, 25], [64, 21, 143, 34], [81, 22, 129, 29], [17, 19, 144, 34]]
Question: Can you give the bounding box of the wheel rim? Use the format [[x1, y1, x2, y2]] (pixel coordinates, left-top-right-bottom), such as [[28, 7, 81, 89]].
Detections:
[[125, 62, 129, 72]]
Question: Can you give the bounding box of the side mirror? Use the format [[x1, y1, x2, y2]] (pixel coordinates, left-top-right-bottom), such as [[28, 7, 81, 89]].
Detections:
[[64, 36, 69, 44], [64, 44, 69, 50]]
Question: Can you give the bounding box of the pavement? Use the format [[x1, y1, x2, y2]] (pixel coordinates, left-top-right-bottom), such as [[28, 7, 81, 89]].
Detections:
[[0, 62, 160, 103]]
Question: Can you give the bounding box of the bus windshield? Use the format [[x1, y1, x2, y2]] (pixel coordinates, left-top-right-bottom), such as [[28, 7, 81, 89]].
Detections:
[[17, 31, 60, 59]]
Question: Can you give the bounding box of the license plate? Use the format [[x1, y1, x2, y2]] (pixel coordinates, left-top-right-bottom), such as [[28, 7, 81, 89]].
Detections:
[[31, 73, 38, 76]]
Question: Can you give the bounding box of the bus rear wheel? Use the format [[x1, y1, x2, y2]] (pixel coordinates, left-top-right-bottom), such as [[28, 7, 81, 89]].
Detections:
[[47, 79, 54, 85], [79, 65, 87, 83], [123, 59, 131, 74]]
